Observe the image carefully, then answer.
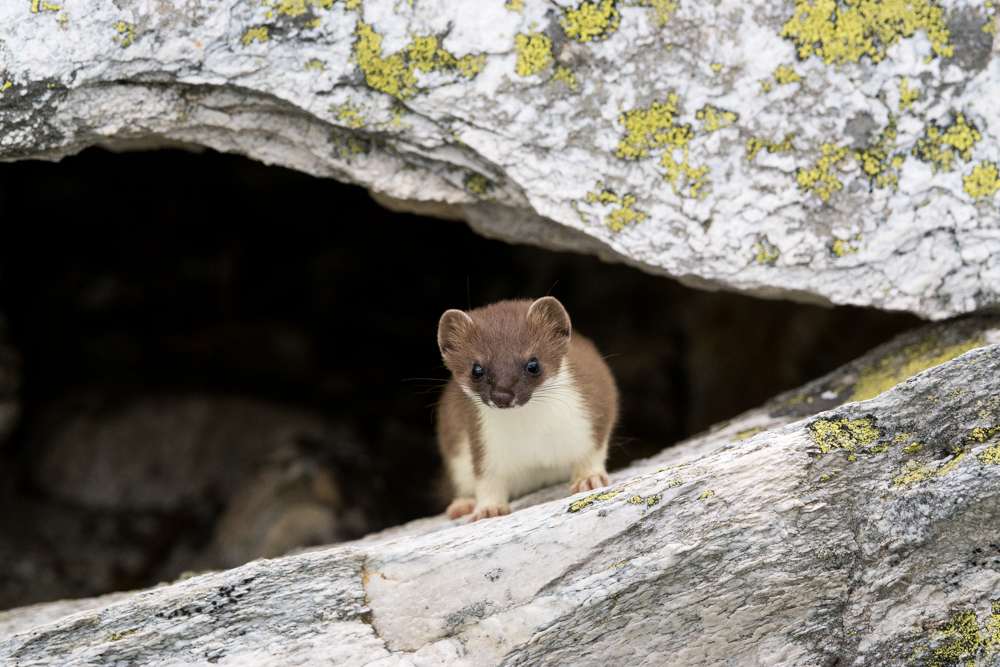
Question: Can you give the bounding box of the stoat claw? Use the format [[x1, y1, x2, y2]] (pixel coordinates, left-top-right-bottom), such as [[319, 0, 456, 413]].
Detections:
[[469, 504, 510, 522], [570, 473, 610, 495], [446, 498, 477, 520]]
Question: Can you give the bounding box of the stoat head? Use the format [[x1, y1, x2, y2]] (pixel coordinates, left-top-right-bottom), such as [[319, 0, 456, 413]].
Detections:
[[437, 297, 572, 409]]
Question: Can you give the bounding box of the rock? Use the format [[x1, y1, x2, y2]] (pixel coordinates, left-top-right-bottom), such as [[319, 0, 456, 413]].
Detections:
[[31, 395, 333, 513], [0, 394, 378, 611], [193, 446, 345, 570], [1, 1, 998, 319], [6, 320, 1000, 665]]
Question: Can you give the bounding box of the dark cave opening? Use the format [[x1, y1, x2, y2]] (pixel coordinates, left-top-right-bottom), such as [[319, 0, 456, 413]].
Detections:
[[0, 147, 920, 610]]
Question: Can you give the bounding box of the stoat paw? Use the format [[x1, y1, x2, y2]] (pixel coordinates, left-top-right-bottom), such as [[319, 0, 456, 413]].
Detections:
[[570, 473, 610, 495], [469, 504, 511, 522], [446, 498, 477, 520]]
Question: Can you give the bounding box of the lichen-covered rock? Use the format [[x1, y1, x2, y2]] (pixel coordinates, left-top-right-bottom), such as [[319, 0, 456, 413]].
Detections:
[[6, 325, 1000, 665], [1, 0, 998, 319]]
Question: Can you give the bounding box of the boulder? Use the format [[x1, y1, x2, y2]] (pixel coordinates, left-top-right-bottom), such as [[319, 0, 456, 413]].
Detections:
[[5, 317, 1000, 665], [0, 394, 376, 611], [1, 0, 998, 318]]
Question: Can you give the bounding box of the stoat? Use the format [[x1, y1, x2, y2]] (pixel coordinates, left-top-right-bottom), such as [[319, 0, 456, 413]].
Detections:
[[435, 297, 618, 522]]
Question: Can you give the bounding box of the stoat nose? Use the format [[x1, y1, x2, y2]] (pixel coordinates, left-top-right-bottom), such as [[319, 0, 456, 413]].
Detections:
[[491, 390, 514, 407]]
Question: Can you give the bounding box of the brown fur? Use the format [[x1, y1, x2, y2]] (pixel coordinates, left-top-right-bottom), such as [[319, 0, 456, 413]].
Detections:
[[435, 298, 619, 520]]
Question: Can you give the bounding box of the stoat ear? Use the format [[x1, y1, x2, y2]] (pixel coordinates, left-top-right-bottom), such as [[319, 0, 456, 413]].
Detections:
[[527, 297, 571, 341], [438, 309, 474, 356]]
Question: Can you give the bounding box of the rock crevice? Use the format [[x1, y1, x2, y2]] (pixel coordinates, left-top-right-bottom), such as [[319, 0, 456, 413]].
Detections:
[[4, 319, 1000, 666]]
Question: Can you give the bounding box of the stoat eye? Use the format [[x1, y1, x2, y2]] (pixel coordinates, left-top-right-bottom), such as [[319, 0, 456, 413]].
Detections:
[[470, 364, 485, 380], [525, 358, 541, 375]]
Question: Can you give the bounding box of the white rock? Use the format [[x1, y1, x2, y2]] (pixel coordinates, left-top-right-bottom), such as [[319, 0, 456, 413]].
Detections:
[[1, 0, 998, 318]]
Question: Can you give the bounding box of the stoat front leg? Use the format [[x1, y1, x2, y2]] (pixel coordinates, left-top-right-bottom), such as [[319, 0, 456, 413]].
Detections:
[[569, 442, 610, 494], [469, 472, 511, 522]]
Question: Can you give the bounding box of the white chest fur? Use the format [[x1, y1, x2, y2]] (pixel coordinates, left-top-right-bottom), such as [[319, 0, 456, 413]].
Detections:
[[474, 365, 596, 498]]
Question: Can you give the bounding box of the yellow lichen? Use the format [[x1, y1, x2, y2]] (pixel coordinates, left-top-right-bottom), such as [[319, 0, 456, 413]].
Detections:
[[913, 114, 982, 173], [568, 489, 621, 512], [514, 31, 553, 77], [696, 104, 738, 133], [351, 21, 484, 100], [584, 182, 649, 231], [626, 494, 662, 507], [698, 489, 714, 500], [0, 82, 11, 93], [331, 97, 366, 129], [851, 335, 986, 401], [893, 451, 964, 486], [917, 601, 1000, 667], [855, 115, 905, 190], [616, 96, 708, 197], [734, 426, 763, 440], [796, 143, 848, 201], [752, 241, 780, 265], [109, 629, 136, 641], [809, 417, 881, 454], [964, 161, 1000, 200], [561, 0, 621, 42], [979, 445, 1000, 465], [626, 0, 677, 27], [456, 54, 486, 79], [552, 66, 578, 89], [968, 425, 1000, 444], [780, 0, 953, 68], [30, 0, 63, 11], [616, 96, 680, 160], [759, 79, 773, 93], [899, 77, 919, 111], [660, 130, 710, 198], [505, 0, 524, 12], [831, 238, 859, 257], [376, 104, 412, 132], [903, 441, 924, 454], [986, 1, 999, 36], [774, 64, 802, 84], [465, 174, 493, 197], [305, 17, 321, 27], [266, 0, 335, 17], [240, 26, 269, 47], [331, 133, 370, 159], [970, 426, 1000, 464], [746, 134, 795, 160], [113, 21, 135, 48], [305, 59, 325, 71], [710, 62, 723, 72]]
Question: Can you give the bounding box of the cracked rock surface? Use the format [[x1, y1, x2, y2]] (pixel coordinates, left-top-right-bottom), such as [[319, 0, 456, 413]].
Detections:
[[2, 0, 999, 318], [5, 317, 1000, 665]]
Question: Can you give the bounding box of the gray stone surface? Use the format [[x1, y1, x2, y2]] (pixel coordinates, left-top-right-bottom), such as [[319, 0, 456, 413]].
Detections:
[[2, 1, 999, 319], [6, 322, 1000, 665]]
